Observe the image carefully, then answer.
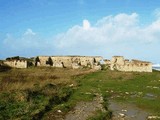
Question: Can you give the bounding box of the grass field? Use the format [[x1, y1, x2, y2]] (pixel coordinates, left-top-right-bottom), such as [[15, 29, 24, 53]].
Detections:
[[70, 69, 160, 116], [0, 66, 160, 119]]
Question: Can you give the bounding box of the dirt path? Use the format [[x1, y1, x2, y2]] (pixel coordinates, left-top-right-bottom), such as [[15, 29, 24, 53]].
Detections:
[[44, 94, 105, 120], [108, 100, 149, 120], [64, 94, 104, 120]]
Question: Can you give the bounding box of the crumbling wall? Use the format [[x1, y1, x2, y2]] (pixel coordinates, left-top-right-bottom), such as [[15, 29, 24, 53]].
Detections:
[[109, 56, 152, 72], [110, 56, 125, 70], [4, 60, 27, 68], [51, 56, 72, 68], [37, 56, 49, 66], [36, 56, 103, 69]]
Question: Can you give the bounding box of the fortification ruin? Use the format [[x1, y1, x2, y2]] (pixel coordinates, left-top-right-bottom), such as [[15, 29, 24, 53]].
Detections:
[[35, 56, 103, 70], [2, 55, 152, 72], [4, 56, 28, 68], [104, 56, 152, 72]]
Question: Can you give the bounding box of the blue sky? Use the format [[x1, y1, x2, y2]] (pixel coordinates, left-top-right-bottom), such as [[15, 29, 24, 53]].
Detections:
[[0, 0, 160, 63]]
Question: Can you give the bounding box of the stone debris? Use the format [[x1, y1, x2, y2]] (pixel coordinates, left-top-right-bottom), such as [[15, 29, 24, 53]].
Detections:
[[64, 94, 105, 120], [125, 92, 129, 95], [152, 86, 159, 89], [119, 113, 125, 117], [111, 90, 114, 93], [147, 86, 159, 89], [148, 115, 160, 119], [122, 109, 127, 112], [57, 110, 62, 113], [93, 65, 102, 70], [69, 84, 74, 87]]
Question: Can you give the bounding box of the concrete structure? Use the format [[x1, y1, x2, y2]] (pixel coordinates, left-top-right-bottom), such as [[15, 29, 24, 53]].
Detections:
[[104, 56, 152, 72], [4, 57, 28, 68], [35, 56, 103, 69]]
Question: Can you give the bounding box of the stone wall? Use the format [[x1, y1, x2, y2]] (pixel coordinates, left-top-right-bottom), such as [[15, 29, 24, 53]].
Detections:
[[36, 56, 103, 69], [104, 56, 152, 72], [4, 60, 27, 68]]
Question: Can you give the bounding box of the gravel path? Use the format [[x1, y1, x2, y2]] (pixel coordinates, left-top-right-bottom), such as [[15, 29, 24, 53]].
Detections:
[[44, 94, 105, 120], [64, 94, 104, 120]]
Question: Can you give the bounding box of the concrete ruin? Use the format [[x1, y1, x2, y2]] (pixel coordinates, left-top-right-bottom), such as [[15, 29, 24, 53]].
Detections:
[[4, 56, 28, 68], [35, 56, 103, 70], [104, 56, 152, 72]]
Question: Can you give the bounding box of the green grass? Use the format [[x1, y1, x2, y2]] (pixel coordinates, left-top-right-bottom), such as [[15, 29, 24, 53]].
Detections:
[[70, 70, 160, 115], [0, 67, 92, 119], [0, 67, 160, 119], [87, 110, 112, 120]]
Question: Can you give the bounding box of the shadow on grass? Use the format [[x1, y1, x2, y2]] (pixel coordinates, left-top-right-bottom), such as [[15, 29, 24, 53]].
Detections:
[[0, 65, 12, 72]]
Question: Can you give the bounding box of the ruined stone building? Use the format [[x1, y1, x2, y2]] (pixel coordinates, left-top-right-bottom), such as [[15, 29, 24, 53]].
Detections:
[[4, 56, 28, 68], [35, 56, 103, 70], [104, 56, 152, 72], [2, 55, 152, 72]]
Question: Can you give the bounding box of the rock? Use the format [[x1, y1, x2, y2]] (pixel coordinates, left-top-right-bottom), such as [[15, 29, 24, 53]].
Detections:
[[53, 63, 64, 68], [111, 90, 114, 93], [69, 84, 74, 87], [93, 65, 101, 70], [153, 86, 159, 89], [57, 110, 62, 113], [119, 113, 125, 117], [148, 115, 160, 119], [72, 63, 81, 69], [125, 92, 129, 95], [122, 109, 127, 112]]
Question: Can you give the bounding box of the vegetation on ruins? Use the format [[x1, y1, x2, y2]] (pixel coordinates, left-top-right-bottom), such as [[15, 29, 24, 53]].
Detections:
[[46, 57, 53, 66]]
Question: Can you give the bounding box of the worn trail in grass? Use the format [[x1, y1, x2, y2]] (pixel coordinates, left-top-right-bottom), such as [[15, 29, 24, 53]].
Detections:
[[67, 70, 160, 119], [0, 67, 160, 119], [44, 70, 160, 119]]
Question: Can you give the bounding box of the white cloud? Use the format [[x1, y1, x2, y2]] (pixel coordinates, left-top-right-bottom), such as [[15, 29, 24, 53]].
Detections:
[[83, 19, 91, 30], [3, 29, 44, 50], [54, 13, 160, 61], [2, 12, 160, 62], [24, 28, 36, 36]]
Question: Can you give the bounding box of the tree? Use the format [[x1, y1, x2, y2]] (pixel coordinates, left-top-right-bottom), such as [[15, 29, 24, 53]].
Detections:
[[35, 57, 40, 66], [46, 57, 53, 66]]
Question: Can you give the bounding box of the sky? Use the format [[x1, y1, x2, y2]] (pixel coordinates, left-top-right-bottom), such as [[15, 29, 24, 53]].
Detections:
[[0, 0, 160, 63]]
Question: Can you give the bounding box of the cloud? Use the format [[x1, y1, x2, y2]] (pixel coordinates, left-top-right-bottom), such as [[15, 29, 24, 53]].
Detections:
[[54, 13, 160, 60], [3, 29, 39, 49], [83, 20, 91, 30], [54, 13, 140, 49], [1, 12, 160, 62], [24, 28, 36, 36], [2, 29, 54, 58]]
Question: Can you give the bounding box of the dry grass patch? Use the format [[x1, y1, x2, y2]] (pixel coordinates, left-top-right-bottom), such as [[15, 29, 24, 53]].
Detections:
[[0, 67, 94, 92]]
